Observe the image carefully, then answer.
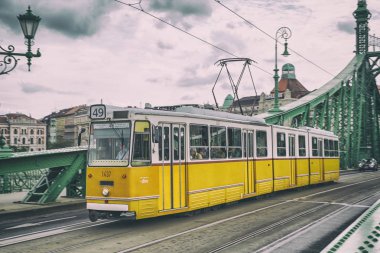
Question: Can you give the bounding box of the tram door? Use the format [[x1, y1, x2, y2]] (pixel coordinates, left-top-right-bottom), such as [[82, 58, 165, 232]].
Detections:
[[318, 139, 325, 181], [289, 134, 296, 186], [159, 123, 187, 211], [243, 130, 255, 195]]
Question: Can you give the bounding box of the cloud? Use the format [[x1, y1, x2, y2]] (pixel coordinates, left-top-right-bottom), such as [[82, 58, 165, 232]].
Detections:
[[148, 0, 212, 17], [148, 0, 212, 30], [180, 95, 196, 101], [20, 82, 78, 95], [177, 75, 215, 87], [157, 41, 174, 50], [0, 0, 26, 32], [0, 0, 115, 38], [337, 20, 355, 34]]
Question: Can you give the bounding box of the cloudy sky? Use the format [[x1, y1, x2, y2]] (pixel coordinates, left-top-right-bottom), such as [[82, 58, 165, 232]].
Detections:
[[0, 0, 379, 118]]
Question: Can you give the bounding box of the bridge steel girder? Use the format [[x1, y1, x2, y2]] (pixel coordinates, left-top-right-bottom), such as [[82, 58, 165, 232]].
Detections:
[[260, 54, 380, 169], [0, 148, 87, 203]]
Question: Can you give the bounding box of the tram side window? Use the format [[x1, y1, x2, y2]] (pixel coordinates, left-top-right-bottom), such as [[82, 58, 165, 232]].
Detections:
[[333, 140, 339, 156], [228, 127, 242, 158], [298, 135, 306, 157], [132, 121, 151, 166], [277, 132, 286, 157], [210, 126, 226, 159], [324, 139, 330, 157], [329, 140, 334, 157], [256, 131, 267, 157], [173, 126, 185, 161], [312, 137, 318, 156], [190, 124, 209, 160], [243, 132, 254, 158]]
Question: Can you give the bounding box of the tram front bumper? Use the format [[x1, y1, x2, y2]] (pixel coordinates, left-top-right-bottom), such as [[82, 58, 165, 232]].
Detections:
[[87, 203, 129, 212]]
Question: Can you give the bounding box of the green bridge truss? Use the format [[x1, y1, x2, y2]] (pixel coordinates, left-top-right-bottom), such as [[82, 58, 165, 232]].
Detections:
[[259, 0, 380, 169], [0, 147, 87, 203]]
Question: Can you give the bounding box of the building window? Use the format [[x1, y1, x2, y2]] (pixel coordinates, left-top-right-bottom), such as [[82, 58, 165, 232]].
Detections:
[[38, 138, 42, 144], [22, 138, 26, 144], [14, 138, 17, 144], [30, 138, 34, 144], [30, 129, 34, 135], [14, 129, 18, 135]]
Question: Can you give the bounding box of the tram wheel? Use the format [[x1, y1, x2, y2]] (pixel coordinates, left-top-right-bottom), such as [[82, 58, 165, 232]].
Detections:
[[89, 210, 98, 222]]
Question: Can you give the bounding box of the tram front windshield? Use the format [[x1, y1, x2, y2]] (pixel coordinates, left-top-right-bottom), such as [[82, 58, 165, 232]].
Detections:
[[88, 122, 131, 166]]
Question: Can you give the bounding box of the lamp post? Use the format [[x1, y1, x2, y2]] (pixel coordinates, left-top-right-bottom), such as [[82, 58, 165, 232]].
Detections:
[[269, 27, 292, 113], [0, 6, 41, 75]]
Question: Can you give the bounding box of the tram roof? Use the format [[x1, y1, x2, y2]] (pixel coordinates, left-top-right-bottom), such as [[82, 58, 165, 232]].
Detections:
[[108, 106, 267, 126]]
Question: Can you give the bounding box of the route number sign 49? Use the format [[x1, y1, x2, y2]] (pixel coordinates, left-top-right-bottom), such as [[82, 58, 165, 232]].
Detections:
[[90, 104, 106, 119]]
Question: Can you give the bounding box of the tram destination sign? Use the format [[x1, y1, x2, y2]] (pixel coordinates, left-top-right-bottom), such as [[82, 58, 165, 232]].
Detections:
[[90, 104, 106, 120]]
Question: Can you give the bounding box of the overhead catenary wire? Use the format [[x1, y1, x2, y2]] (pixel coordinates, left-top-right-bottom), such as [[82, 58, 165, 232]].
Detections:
[[214, 0, 335, 77], [113, 0, 273, 76]]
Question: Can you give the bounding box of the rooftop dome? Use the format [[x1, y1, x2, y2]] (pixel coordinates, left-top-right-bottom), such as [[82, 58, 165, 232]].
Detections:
[[281, 63, 296, 79], [222, 94, 234, 109]]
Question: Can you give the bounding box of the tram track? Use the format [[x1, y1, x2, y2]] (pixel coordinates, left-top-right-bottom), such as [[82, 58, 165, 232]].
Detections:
[[254, 190, 380, 253], [209, 191, 380, 253], [114, 174, 380, 253], [1, 173, 379, 253]]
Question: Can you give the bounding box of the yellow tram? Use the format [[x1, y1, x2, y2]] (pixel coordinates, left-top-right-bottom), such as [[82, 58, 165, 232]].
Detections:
[[86, 105, 339, 221]]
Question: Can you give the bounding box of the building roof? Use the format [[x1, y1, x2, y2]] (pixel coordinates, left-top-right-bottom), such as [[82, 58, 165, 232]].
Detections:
[[231, 95, 260, 107], [0, 116, 8, 124], [271, 63, 310, 99], [1, 113, 45, 125]]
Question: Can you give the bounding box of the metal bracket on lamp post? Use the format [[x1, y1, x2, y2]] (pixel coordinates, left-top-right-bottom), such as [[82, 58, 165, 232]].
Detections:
[[0, 6, 41, 75], [269, 27, 292, 113]]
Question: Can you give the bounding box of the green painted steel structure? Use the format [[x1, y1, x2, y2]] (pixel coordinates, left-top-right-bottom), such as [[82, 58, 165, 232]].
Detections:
[[0, 147, 87, 203], [260, 0, 380, 169]]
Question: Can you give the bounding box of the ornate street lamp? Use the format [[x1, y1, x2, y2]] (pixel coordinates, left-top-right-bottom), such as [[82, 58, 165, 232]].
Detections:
[[0, 6, 41, 75], [269, 27, 292, 113]]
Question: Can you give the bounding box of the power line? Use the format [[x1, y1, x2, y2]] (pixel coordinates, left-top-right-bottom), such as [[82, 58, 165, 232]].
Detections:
[[113, 0, 273, 76], [214, 0, 335, 77]]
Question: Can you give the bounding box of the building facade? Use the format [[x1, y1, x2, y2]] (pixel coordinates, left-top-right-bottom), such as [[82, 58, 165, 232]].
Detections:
[[42, 105, 90, 148], [0, 113, 46, 152]]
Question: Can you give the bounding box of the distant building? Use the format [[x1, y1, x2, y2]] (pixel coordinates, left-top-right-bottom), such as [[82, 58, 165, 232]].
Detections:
[[225, 63, 310, 115], [0, 113, 46, 152], [42, 105, 90, 148]]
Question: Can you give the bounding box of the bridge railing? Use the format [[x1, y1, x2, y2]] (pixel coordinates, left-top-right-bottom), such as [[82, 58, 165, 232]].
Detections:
[[0, 147, 87, 204]]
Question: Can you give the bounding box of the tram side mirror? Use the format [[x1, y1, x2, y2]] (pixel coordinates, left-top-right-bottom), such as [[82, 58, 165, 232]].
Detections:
[[152, 125, 161, 143]]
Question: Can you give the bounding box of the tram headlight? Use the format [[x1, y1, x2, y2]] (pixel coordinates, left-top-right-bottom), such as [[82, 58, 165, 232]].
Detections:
[[359, 162, 364, 168], [102, 188, 110, 197], [369, 162, 375, 168]]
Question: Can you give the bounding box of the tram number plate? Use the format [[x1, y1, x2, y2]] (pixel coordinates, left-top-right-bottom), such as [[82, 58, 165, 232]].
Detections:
[[102, 170, 111, 177], [90, 104, 106, 119]]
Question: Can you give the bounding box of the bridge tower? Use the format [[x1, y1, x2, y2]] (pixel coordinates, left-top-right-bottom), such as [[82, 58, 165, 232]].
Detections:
[[261, 0, 380, 169], [352, 0, 380, 163], [353, 0, 371, 55]]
